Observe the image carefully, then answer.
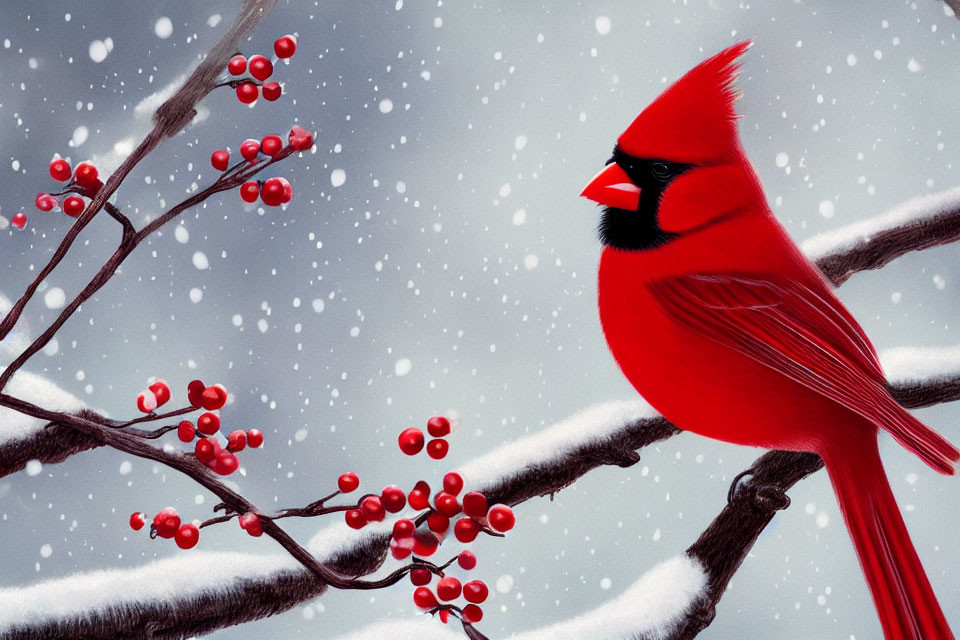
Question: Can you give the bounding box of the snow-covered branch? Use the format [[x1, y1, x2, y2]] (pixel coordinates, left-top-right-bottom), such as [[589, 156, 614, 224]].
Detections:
[[803, 186, 960, 285], [1, 354, 957, 639]]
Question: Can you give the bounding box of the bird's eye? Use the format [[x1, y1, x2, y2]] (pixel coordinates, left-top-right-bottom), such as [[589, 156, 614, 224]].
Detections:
[[651, 162, 671, 178]]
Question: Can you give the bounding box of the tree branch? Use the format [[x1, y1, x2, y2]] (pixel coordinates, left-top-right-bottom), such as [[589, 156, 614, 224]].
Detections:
[[0, 0, 276, 344], [2, 363, 957, 639]]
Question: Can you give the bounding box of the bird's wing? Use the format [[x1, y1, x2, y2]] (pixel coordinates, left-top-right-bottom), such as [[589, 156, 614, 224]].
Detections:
[[648, 272, 959, 473], [647, 272, 893, 421]]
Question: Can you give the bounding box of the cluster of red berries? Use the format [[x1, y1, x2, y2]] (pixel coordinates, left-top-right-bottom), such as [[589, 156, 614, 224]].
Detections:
[[134, 378, 264, 477], [210, 126, 313, 207], [128, 378, 267, 549], [12, 157, 104, 230], [178, 379, 263, 476], [399, 415, 454, 460], [335, 461, 514, 626], [129, 507, 200, 550], [412, 566, 489, 624], [228, 35, 297, 104]]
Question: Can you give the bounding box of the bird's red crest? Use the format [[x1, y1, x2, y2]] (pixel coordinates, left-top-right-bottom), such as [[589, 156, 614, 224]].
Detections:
[[618, 41, 752, 165]]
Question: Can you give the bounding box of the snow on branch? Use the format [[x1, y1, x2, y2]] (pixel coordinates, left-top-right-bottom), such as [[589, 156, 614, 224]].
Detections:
[[803, 186, 960, 285], [0, 369, 98, 476]]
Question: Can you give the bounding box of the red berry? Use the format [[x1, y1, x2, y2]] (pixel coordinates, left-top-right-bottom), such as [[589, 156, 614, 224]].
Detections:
[[152, 507, 180, 539], [177, 420, 195, 443], [438, 609, 450, 624], [392, 518, 415, 539], [412, 529, 440, 556], [426, 438, 449, 459], [454, 517, 481, 543], [408, 480, 430, 509], [187, 379, 206, 408], [227, 429, 247, 451], [413, 586, 438, 610], [129, 512, 146, 531], [211, 450, 239, 475], [261, 134, 284, 158], [338, 472, 359, 493], [410, 567, 432, 586], [174, 523, 200, 549], [136, 390, 157, 413], [260, 177, 284, 206], [35, 193, 57, 211], [240, 181, 260, 203], [344, 509, 367, 529], [240, 139, 261, 161], [148, 380, 171, 407], [274, 35, 297, 59], [463, 580, 489, 604], [236, 81, 259, 104], [201, 385, 227, 410], [427, 513, 449, 534], [436, 576, 462, 601], [238, 512, 263, 537], [442, 471, 463, 496], [194, 437, 219, 464], [227, 55, 247, 75], [247, 428, 264, 448], [62, 196, 85, 218], [11, 212, 27, 229], [408, 488, 430, 511], [248, 55, 273, 81], [390, 536, 414, 560], [173, 523, 199, 549], [462, 604, 483, 623], [427, 415, 451, 437], [73, 162, 98, 187], [49, 158, 72, 181], [211, 149, 230, 171], [359, 495, 385, 522], [462, 492, 489, 518], [196, 412, 221, 435], [288, 125, 314, 151], [434, 492, 461, 517], [458, 550, 477, 571], [380, 485, 406, 513], [487, 504, 515, 532], [398, 427, 425, 455], [262, 81, 281, 101]]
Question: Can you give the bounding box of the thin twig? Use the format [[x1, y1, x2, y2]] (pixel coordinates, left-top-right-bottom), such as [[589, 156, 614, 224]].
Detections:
[[0, 0, 277, 345]]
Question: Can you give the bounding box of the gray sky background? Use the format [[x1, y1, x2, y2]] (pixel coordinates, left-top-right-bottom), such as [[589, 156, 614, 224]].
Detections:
[[1, 1, 959, 638]]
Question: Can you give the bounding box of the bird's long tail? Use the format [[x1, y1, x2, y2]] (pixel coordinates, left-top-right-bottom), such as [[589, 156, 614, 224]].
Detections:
[[823, 438, 954, 640]]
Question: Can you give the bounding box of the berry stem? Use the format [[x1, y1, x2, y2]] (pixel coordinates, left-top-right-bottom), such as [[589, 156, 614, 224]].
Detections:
[[126, 425, 181, 440], [215, 78, 263, 90], [107, 404, 197, 429]]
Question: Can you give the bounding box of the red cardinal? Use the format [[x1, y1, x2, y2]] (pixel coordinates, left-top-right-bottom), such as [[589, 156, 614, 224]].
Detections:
[[582, 41, 957, 640]]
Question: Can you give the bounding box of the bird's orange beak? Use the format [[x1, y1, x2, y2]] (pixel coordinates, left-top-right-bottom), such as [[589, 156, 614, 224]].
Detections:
[[580, 163, 641, 211]]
